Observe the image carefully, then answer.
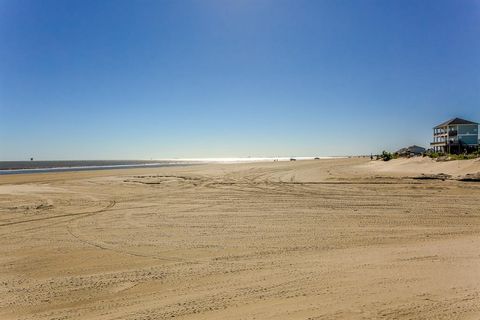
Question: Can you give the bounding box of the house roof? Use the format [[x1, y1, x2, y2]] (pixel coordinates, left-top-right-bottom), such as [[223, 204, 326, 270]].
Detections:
[[434, 117, 478, 128]]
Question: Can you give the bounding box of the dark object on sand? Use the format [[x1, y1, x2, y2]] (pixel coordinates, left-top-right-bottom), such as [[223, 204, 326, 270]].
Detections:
[[290, 158, 296, 161], [458, 173, 480, 182], [314, 157, 320, 160], [413, 173, 451, 181]]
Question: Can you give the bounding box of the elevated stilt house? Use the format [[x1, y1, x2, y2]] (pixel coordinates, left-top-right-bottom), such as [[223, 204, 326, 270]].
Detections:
[[430, 118, 479, 154]]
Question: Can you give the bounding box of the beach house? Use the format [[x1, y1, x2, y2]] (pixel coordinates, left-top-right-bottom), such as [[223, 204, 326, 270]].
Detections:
[[395, 145, 426, 157], [430, 118, 479, 154]]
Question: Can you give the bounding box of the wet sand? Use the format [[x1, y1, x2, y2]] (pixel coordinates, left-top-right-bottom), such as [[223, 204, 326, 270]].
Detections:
[[1, 158, 480, 319]]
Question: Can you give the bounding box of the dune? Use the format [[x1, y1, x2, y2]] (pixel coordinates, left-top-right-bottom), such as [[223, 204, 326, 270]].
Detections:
[[360, 157, 480, 178]]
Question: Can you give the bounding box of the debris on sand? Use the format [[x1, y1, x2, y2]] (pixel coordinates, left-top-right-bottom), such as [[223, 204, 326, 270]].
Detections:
[[458, 172, 480, 182], [413, 172, 480, 182], [413, 173, 451, 181]]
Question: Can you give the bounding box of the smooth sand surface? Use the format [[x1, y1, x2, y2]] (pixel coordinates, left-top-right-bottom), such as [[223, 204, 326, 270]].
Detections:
[[1, 158, 480, 319]]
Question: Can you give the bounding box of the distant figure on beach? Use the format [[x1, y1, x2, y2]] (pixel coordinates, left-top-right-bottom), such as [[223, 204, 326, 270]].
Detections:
[[370, 154, 373, 160]]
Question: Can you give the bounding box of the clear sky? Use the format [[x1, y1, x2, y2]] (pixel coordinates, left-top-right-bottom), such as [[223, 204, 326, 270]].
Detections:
[[1, 0, 479, 160]]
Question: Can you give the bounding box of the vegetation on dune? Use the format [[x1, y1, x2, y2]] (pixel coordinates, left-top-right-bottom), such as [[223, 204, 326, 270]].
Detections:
[[380, 151, 393, 161], [446, 153, 479, 160], [374, 149, 479, 162], [426, 149, 480, 161], [426, 151, 440, 159]]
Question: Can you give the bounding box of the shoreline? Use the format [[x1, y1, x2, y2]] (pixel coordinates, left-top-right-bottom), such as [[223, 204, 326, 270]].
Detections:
[[0, 156, 349, 175]]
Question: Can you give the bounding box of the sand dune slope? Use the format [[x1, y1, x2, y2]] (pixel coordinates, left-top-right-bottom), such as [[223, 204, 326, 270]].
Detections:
[[362, 157, 480, 178]]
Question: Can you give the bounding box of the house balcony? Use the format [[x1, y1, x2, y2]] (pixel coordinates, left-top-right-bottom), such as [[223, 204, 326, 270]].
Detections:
[[448, 130, 457, 136], [434, 131, 457, 136]]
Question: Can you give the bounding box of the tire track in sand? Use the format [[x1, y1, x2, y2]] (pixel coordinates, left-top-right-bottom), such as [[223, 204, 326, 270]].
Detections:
[[0, 200, 116, 227]]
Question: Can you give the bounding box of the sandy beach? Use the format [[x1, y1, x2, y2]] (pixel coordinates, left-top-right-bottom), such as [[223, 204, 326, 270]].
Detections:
[[1, 157, 480, 320]]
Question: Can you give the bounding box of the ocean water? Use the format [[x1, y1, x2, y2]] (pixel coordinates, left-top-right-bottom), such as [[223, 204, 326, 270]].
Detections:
[[0, 160, 193, 175], [0, 157, 344, 175]]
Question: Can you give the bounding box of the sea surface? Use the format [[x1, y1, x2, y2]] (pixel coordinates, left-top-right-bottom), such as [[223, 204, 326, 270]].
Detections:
[[0, 160, 194, 175]]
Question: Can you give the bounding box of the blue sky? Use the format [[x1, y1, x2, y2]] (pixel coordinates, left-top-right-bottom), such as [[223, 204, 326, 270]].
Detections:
[[1, 0, 479, 160]]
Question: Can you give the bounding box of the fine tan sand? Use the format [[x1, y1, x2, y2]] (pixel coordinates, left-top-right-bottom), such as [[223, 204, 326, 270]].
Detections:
[[1, 158, 480, 319]]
